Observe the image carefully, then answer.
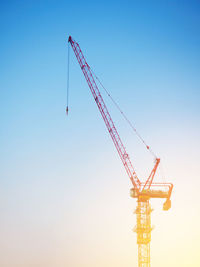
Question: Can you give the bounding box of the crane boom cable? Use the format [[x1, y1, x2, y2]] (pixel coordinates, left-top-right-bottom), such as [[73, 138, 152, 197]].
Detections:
[[90, 67, 157, 159]]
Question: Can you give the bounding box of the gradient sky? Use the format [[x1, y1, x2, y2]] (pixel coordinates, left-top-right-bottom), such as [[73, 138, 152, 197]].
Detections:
[[1, 1, 200, 266]]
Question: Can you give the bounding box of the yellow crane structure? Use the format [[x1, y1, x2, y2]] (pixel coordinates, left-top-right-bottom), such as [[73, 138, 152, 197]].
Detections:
[[67, 36, 173, 267]]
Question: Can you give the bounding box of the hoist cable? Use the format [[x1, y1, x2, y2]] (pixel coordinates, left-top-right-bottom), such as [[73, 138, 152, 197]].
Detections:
[[90, 67, 157, 159], [66, 42, 70, 115]]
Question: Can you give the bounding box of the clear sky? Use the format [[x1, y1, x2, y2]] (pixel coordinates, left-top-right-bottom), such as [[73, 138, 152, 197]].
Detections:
[[1, 1, 200, 266]]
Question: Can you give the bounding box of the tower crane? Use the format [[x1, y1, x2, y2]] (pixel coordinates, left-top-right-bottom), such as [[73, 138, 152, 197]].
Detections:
[[68, 36, 173, 267]]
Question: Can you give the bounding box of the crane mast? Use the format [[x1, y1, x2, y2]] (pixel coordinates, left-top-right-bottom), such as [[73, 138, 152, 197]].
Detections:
[[68, 36, 173, 267]]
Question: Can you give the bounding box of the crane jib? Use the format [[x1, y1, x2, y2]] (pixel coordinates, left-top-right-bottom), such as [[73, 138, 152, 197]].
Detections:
[[68, 36, 141, 191]]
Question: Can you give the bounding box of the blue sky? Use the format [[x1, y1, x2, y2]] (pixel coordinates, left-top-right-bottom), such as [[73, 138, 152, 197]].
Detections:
[[1, 1, 200, 266]]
